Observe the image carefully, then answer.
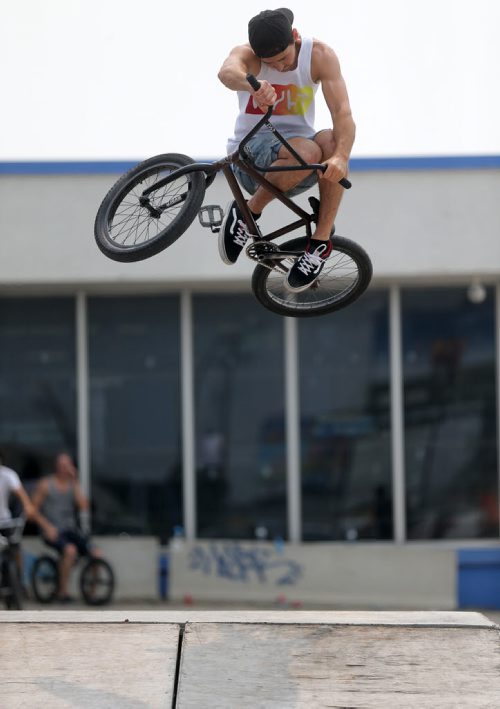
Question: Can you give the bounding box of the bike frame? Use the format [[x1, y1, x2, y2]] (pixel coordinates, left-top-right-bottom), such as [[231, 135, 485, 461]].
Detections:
[[141, 102, 350, 243]]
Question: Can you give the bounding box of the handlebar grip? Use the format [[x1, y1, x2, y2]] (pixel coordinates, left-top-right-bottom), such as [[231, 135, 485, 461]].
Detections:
[[319, 164, 351, 189], [246, 73, 261, 91]]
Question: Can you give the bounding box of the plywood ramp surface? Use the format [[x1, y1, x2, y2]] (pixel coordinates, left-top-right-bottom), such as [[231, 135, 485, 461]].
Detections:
[[0, 622, 179, 708], [1, 612, 499, 708], [177, 621, 500, 708]]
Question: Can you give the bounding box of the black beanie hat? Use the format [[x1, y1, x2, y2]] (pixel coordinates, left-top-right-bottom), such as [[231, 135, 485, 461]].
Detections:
[[248, 8, 294, 58]]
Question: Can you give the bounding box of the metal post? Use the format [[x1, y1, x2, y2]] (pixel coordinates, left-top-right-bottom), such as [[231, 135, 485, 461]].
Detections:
[[284, 316, 301, 542], [180, 291, 196, 540], [496, 284, 500, 535], [389, 285, 406, 543], [76, 292, 91, 530]]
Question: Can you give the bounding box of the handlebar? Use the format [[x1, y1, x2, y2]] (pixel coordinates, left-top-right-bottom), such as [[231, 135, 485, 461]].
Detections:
[[246, 74, 351, 190]]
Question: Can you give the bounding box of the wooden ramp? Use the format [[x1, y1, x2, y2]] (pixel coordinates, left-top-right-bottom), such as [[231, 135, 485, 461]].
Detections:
[[1, 611, 499, 708]]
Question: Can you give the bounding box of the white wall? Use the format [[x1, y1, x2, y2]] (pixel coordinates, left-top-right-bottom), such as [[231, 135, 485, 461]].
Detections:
[[1, 169, 499, 289], [169, 539, 457, 609]]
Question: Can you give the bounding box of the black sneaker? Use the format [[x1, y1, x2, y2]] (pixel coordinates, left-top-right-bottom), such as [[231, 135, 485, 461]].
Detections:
[[219, 200, 255, 265], [286, 240, 332, 292]]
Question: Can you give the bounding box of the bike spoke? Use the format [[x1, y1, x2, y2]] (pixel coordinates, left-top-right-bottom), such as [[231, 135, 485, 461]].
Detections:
[[264, 247, 361, 312]]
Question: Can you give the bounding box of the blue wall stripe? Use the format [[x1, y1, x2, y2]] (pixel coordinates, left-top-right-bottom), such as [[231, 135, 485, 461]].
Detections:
[[1, 155, 499, 175]]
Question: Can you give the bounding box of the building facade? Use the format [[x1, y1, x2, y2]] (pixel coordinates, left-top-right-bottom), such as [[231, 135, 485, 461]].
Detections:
[[1, 158, 499, 547]]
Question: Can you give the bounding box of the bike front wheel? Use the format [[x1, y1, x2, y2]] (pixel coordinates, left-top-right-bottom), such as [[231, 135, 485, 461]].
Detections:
[[94, 153, 206, 262], [31, 555, 59, 603], [251, 235, 372, 317]]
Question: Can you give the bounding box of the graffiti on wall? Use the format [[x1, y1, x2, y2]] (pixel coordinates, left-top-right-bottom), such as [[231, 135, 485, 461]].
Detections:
[[188, 542, 303, 586]]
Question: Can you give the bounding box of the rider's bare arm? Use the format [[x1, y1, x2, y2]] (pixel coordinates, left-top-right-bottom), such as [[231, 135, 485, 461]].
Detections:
[[13, 485, 35, 520], [312, 41, 356, 181], [218, 45, 276, 111]]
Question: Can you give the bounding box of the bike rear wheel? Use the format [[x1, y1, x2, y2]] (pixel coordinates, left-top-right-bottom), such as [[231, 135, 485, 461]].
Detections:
[[80, 558, 115, 606], [94, 153, 206, 262], [31, 555, 59, 604], [251, 235, 372, 317]]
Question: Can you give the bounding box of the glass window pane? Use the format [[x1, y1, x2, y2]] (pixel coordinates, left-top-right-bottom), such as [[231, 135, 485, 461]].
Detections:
[[0, 297, 76, 490], [403, 287, 498, 539], [88, 296, 181, 538], [299, 292, 391, 541], [194, 295, 286, 539]]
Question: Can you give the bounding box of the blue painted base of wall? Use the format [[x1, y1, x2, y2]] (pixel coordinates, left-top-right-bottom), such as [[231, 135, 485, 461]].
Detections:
[[458, 550, 500, 609]]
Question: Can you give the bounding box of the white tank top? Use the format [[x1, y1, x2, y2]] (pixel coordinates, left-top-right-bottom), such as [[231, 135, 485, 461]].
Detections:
[[227, 37, 319, 153]]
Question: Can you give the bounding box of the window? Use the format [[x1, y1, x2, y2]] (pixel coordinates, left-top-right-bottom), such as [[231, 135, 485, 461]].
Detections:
[[88, 296, 181, 538], [193, 295, 286, 539], [403, 287, 498, 539], [0, 297, 76, 491], [299, 292, 391, 540]]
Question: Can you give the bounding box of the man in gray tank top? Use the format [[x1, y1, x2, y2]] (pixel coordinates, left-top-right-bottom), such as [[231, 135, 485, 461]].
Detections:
[[32, 452, 98, 602]]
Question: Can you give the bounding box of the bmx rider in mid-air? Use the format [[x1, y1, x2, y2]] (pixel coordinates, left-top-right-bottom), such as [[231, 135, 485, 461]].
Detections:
[[218, 7, 356, 292]]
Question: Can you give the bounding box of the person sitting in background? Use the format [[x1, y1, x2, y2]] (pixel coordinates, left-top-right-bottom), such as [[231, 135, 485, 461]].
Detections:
[[31, 451, 99, 602]]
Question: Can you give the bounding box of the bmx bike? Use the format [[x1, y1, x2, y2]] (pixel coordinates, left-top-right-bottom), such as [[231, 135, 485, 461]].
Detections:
[[31, 549, 115, 606], [95, 75, 372, 318], [0, 517, 25, 610]]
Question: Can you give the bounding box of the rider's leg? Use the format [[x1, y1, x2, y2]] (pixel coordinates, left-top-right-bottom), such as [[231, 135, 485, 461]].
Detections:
[[58, 542, 78, 598], [247, 137, 322, 215], [311, 130, 345, 240], [285, 130, 347, 292], [220, 136, 322, 265]]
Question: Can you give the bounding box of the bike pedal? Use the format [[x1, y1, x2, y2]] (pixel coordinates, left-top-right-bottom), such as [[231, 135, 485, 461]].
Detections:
[[198, 205, 224, 233]]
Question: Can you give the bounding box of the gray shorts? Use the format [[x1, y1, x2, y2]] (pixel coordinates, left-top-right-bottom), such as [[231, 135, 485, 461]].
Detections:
[[234, 130, 319, 197]]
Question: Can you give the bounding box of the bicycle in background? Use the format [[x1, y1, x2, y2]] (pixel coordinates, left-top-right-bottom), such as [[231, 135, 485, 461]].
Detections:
[[0, 517, 25, 610], [31, 548, 115, 606]]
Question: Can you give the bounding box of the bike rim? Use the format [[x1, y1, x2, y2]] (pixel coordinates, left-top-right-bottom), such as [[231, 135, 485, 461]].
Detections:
[[264, 247, 362, 312], [106, 163, 193, 250]]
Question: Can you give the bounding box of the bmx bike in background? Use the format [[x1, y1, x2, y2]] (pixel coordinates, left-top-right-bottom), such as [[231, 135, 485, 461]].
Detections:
[[31, 551, 115, 606], [0, 517, 25, 610], [95, 75, 372, 318]]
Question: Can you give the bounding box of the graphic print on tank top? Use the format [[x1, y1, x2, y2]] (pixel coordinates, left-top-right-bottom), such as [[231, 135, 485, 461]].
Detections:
[[226, 37, 319, 153], [244, 84, 314, 117]]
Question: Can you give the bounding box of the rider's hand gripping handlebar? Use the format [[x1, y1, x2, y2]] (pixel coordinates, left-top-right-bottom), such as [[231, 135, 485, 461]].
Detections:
[[246, 74, 351, 190]]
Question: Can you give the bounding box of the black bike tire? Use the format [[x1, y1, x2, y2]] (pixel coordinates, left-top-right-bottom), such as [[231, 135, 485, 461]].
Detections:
[[80, 557, 115, 606], [31, 555, 59, 604], [94, 153, 206, 263], [5, 557, 23, 610], [251, 235, 373, 317]]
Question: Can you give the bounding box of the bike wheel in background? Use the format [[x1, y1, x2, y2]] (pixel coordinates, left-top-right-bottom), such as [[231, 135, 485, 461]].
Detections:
[[94, 153, 206, 262], [31, 555, 59, 604], [80, 558, 115, 606], [251, 235, 373, 317]]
